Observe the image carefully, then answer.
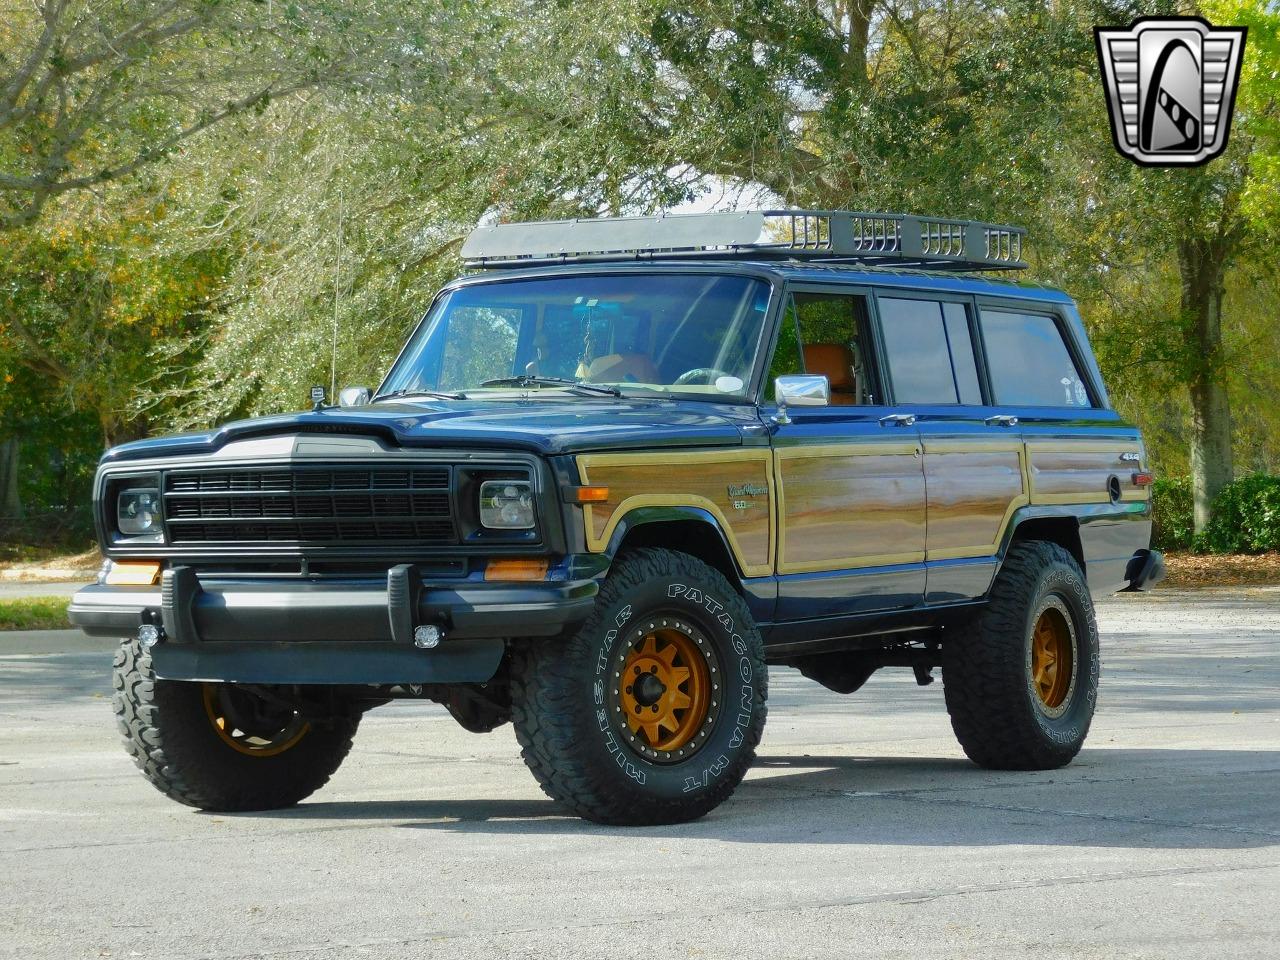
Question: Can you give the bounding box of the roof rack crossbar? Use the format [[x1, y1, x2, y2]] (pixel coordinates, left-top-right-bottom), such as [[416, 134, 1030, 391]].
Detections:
[[461, 210, 1028, 271]]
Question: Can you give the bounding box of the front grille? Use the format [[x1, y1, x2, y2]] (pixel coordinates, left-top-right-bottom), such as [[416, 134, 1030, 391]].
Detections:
[[163, 465, 456, 547]]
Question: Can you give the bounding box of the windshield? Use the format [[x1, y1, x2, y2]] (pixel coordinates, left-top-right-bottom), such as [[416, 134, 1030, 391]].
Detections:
[[379, 273, 772, 401]]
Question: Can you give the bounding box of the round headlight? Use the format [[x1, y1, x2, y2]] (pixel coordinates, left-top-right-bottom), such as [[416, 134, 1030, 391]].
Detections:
[[479, 479, 535, 530], [118, 488, 162, 536]]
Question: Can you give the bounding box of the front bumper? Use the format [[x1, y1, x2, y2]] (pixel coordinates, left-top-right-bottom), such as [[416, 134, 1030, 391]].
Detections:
[[69, 567, 598, 684]]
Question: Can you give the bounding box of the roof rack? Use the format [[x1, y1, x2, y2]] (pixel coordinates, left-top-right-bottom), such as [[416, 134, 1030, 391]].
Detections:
[[461, 210, 1027, 272]]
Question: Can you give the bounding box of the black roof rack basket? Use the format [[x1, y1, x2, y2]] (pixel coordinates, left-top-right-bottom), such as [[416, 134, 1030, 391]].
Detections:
[[462, 210, 1027, 272]]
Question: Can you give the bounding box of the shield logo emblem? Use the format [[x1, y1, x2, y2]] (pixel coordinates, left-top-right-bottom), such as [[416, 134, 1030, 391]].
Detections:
[[1096, 17, 1247, 167]]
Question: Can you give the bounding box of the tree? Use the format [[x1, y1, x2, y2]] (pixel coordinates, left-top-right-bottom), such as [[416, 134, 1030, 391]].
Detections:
[[522, 0, 1280, 532]]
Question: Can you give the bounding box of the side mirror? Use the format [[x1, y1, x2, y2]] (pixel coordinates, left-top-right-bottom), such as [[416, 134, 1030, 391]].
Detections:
[[338, 386, 372, 408], [773, 374, 829, 424]]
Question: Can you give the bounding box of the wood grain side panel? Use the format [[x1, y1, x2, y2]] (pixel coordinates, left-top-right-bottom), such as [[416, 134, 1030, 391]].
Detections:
[[1027, 441, 1149, 505], [777, 444, 925, 573], [924, 446, 1027, 560], [578, 451, 774, 576]]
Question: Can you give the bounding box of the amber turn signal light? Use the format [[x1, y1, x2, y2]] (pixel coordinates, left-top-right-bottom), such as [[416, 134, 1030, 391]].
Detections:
[[564, 485, 610, 503], [484, 558, 550, 582], [105, 561, 161, 586]]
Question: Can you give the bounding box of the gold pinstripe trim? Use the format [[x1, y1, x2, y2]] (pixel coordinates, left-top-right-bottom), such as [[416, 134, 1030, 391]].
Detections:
[[577, 449, 776, 578], [1033, 490, 1150, 505], [575, 438, 1147, 580]]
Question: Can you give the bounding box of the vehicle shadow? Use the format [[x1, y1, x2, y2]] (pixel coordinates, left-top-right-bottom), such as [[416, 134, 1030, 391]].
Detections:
[[239, 746, 1280, 850]]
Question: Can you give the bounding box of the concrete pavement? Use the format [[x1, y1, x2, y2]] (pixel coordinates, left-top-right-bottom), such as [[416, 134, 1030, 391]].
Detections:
[[1, 587, 1277, 959]]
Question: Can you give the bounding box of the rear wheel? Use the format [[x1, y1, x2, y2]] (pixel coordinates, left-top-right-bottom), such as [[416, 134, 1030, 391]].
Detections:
[[511, 548, 767, 825], [112, 639, 359, 811], [943, 541, 1099, 770]]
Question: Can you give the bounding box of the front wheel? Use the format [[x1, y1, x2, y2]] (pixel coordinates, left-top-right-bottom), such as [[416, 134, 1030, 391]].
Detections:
[[112, 639, 360, 811], [511, 549, 768, 825], [943, 541, 1100, 770]]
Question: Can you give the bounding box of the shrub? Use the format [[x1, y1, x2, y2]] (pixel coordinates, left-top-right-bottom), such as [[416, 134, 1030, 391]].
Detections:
[[1151, 475, 1195, 551], [1200, 474, 1280, 554]]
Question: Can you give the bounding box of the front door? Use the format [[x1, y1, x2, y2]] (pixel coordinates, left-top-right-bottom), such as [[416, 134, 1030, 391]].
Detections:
[[767, 286, 926, 621]]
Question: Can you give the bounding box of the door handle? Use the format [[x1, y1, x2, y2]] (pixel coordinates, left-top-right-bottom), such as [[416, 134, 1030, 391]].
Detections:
[[878, 414, 917, 428], [984, 415, 1019, 427]]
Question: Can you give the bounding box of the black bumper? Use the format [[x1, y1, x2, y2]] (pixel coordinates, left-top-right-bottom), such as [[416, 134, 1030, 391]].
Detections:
[[1122, 549, 1166, 592], [69, 567, 598, 684]]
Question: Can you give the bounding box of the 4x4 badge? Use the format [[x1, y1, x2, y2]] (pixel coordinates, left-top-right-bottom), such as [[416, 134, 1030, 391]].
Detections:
[[1095, 17, 1246, 167]]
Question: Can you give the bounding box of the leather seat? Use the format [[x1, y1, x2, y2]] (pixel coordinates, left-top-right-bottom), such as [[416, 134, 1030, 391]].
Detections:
[[578, 353, 661, 384], [803, 343, 859, 405]]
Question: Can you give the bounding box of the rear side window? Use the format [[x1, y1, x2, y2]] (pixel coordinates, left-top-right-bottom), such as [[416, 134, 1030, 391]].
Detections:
[[981, 310, 1092, 408], [878, 297, 983, 405]]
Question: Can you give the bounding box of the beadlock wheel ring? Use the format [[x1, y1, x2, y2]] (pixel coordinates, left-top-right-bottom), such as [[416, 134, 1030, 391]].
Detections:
[[608, 616, 722, 764]]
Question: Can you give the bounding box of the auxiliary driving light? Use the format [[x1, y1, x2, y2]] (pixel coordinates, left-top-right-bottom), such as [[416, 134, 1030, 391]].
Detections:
[[413, 625, 443, 649], [138, 624, 163, 649]]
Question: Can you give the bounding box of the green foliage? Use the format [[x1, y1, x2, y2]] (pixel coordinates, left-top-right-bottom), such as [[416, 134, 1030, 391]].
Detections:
[[0, 597, 72, 632], [1, 0, 1279, 542], [1199, 474, 1280, 554], [1151, 476, 1195, 553]]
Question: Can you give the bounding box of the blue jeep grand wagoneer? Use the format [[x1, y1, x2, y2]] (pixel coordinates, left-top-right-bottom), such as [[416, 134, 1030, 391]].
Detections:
[[71, 210, 1164, 824]]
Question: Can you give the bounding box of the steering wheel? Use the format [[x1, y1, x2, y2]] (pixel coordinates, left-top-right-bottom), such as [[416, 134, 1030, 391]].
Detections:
[[673, 367, 734, 386]]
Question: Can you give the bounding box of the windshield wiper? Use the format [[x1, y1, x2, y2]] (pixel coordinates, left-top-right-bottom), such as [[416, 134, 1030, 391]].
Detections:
[[477, 375, 622, 397], [373, 388, 466, 403]]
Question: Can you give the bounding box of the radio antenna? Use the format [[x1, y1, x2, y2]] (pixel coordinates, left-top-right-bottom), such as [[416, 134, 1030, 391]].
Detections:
[[330, 194, 344, 399]]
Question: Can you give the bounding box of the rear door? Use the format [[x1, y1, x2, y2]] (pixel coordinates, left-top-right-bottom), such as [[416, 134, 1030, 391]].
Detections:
[[872, 290, 1028, 603], [766, 285, 926, 620]]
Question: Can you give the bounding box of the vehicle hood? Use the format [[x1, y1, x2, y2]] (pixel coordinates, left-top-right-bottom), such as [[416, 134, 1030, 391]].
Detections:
[[101, 397, 761, 464]]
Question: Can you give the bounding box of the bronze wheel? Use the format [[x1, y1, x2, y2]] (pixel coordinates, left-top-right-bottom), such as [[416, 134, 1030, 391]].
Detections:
[[617, 622, 716, 757], [202, 683, 310, 758], [1030, 602, 1076, 712]]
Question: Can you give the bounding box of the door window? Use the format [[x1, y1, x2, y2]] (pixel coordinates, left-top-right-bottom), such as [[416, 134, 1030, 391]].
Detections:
[[878, 297, 983, 405], [980, 309, 1092, 408], [767, 291, 876, 404]]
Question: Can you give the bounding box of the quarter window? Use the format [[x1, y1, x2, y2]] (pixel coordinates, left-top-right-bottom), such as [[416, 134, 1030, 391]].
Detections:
[[878, 297, 983, 405], [980, 310, 1091, 408]]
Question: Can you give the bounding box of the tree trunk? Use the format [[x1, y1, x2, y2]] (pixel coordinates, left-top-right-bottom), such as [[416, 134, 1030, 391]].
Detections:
[[1178, 238, 1234, 534], [0, 438, 22, 520]]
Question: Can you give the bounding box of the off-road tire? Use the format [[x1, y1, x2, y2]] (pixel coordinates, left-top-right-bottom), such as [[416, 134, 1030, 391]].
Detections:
[[510, 549, 767, 825], [112, 639, 360, 811], [943, 541, 1099, 770]]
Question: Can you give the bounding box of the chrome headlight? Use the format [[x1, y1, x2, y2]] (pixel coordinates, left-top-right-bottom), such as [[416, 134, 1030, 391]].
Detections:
[[117, 487, 162, 536], [479, 479, 535, 529]]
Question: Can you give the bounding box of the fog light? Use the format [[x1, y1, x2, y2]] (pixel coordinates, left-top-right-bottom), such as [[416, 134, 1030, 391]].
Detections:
[[138, 624, 163, 648], [413, 625, 443, 649]]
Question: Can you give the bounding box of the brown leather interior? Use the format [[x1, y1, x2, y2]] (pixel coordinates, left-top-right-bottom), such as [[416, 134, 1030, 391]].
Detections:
[[579, 353, 661, 384], [803, 343, 858, 405]]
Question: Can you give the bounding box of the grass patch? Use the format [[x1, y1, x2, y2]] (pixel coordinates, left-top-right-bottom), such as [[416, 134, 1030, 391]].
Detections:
[[0, 597, 73, 631]]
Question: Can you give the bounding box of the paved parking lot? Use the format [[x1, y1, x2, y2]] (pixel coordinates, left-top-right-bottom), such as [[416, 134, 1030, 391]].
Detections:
[[2, 588, 1278, 959]]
